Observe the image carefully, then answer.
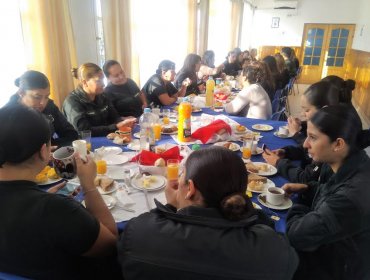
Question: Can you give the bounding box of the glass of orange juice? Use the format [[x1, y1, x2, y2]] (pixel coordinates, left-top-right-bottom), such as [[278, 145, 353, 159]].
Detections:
[[167, 159, 179, 180], [242, 139, 252, 160], [153, 123, 162, 141], [79, 130, 92, 151], [96, 159, 107, 175], [162, 109, 170, 125]]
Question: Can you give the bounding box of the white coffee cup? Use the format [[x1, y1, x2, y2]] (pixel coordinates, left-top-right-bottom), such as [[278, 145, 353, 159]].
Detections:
[[266, 187, 285, 206], [251, 140, 258, 154], [72, 140, 87, 161], [278, 126, 289, 136]]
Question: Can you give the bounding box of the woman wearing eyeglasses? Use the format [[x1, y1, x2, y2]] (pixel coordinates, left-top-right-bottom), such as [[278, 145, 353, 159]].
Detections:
[[5, 70, 78, 148], [63, 63, 136, 136]]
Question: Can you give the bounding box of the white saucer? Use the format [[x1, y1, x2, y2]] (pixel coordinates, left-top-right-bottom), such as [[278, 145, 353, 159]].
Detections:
[[102, 154, 129, 165], [127, 140, 140, 151], [273, 131, 293, 139], [97, 181, 118, 195], [133, 132, 140, 139], [252, 124, 274, 132], [97, 146, 122, 155], [257, 194, 292, 210], [131, 175, 166, 191]]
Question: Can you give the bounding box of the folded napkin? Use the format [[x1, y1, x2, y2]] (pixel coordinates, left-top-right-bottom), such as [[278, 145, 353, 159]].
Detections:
[[191, 119, 232, 144], [130, 146, 182, 166], [115, 188, 135, 207]]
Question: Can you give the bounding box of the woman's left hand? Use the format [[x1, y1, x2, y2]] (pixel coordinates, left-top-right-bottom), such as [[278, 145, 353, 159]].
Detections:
[[262, 149, 280, 166]]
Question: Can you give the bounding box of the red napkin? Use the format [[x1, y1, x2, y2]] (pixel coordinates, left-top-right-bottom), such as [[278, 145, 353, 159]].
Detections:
[[130, 146, 183, 166], [191, 119, 232, 144]]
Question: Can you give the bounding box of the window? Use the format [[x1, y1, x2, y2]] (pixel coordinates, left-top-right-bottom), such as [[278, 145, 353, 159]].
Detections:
[[0, 2, 26, 106], [326, 28, 349, 67], [303, 28, 324, 66], [95, 0, 106, 67]]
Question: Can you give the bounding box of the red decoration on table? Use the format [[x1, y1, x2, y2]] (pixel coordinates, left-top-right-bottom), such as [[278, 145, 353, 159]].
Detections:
[[130, 146, 183, 166], [191, 119, 232, 144]]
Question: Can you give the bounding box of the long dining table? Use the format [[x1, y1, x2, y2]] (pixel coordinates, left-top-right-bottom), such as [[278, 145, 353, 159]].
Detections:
[[90, 107, 298, 233]]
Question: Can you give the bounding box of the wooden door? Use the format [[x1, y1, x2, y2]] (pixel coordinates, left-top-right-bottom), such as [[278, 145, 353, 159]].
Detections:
[[299, 24, 355, 84]]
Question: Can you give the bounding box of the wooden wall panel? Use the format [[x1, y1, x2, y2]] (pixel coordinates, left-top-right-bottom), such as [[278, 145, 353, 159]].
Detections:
[[346, 49, 370, 122], [258, 46, 301, 61]]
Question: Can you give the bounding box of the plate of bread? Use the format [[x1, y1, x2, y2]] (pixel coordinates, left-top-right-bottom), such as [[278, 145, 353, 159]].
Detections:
[[214, 141, 240, 152], [131, 175, 166, 191], [233, 124, 248, 135], [252, 124, 274, 132], [94, 176, 118, 194], [161, 125, 178, 135], [247, 174, 275, 193], [246, 162, 277, 176]]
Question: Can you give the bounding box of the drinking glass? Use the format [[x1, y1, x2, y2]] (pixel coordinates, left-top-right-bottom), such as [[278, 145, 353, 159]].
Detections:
[[96, 159, 107, 175], [162, 109, 170, 125], [167, 159, 179, 180], [242, 139, 253, 160], [153, 123, 162, 141], [79, 130, 92, 151]]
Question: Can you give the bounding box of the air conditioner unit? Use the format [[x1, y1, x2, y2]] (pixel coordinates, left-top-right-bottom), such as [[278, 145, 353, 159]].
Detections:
[[273, 0, 298, 9]]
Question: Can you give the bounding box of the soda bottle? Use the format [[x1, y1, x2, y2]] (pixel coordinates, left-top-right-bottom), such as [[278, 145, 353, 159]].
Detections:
[[206, 76, 215, 107], [178, 97, 192, 142]]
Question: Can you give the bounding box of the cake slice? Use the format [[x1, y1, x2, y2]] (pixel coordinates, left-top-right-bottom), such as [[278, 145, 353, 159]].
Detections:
[[248, 173, 267, 184]]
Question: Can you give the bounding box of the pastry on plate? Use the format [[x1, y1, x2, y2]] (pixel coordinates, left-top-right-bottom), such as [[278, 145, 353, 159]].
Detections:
[[246, 162, 259, 173]]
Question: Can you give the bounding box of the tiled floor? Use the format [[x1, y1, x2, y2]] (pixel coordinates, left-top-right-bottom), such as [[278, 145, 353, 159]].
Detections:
[[287, 84, 370, 129]]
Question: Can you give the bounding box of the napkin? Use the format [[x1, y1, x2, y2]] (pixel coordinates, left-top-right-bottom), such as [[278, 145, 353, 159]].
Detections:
[[191, 119, 232, 144], [115, 188, 135, 207], [130, 146, 183, 166]]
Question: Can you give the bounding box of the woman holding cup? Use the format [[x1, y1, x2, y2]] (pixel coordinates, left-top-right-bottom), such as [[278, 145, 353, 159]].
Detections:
[[118, 146, 298, 279], [284, 105, 370, 279], [0, 105, 120, 279]]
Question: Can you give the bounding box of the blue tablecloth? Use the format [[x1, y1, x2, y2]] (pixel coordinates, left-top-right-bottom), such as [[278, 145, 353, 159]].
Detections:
[[92, 108, 298, 233]]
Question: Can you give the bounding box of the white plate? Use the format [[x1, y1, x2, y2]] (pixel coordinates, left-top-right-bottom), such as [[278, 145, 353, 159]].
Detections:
[[133, 132, 140, 139], [127, 140, 140, 151], [214, 141, 241, 152], [97, 146, 122, 155], [131, 175, 166, 191], [257, 194, 292, 210], [252, 124, 274, 132], [107, 166, 135, 180], [97, 181, 118, 195], [273, 131, 293, 139], [102, 154, 129, 165], [37, 177, 64, 186], [246, 162, 277, 176], [247, 178, 275, 193]]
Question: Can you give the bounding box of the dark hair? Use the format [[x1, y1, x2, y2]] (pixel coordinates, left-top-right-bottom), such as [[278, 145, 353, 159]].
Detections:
[[242, 61, 266, 84], [321, 75, 355, 104], [15, 70, 50, 91], [263, 56, 279, 75], [310, 105, 370, 153], [156, 60, 176, 75], [201, 50, 215, 67], [185, 146, 253, 220], [102, 60, 120, 77], [181, 53, 201, 73], [0, 105, 50, 167], [274, 53, 287, 73], [281, 47, 293, 58], [304, 81, 342, 109]]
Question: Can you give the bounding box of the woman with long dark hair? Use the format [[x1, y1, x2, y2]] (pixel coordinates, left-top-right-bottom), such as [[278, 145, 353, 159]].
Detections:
[[174, 53, 202, 95], [284, 105, 370, 279]]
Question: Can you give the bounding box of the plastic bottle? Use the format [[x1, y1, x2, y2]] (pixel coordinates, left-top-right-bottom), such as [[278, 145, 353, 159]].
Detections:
[[205, 76, 215, 107], [178, 97, 192, 142], [139, 108, 158, 150]]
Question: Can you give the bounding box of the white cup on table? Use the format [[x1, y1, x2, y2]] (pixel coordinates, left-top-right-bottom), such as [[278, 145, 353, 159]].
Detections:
[[72, 140, 87, 162], [266, 187, 285, 206]]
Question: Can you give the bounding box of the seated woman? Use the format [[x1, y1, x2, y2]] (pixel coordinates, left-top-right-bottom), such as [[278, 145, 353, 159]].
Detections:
[[118, 146, 298, 280], [197, 50, 225, 82], [0, 105, 120, 279], [63, 63, 136, 136], [283, 105, 370, 280], [103, 60, 147, 118], [263, 81, 349, 183], [142, 60, 189, 107], [174, 53, 202, 95], [6, 70, 77, 147], [223, 50, 241, 77], [274, 53, 290, 89], [225, 62, 272, 119]]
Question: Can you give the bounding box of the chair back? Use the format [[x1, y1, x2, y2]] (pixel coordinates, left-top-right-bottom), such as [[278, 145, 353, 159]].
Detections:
[[270, 107, 287, 121]]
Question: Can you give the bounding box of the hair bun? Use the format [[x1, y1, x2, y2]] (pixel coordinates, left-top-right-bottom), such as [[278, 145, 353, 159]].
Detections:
[[344, 79, 356, 91], [14, 77, 21, 87], [220, 193, 253, 221]]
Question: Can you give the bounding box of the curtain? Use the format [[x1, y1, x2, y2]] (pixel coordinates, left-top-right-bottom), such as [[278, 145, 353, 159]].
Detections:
[[101, 0, 134, 81], [187, 0, 198, 54], [19, 0, 77, 108], [198, 0, 210, 56], [230, 0, 244, 49]]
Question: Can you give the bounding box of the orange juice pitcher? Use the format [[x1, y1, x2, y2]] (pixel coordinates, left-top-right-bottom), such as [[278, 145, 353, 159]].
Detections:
[[178, 97, 192, 142]]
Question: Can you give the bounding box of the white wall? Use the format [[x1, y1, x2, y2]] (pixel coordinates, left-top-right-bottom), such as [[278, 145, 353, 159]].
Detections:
[[69, 0, 99, 66], [249, 0, 370, 52]]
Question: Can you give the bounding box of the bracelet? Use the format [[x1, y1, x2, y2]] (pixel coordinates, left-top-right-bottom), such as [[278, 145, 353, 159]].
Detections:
[[82, 188, 98, 196]]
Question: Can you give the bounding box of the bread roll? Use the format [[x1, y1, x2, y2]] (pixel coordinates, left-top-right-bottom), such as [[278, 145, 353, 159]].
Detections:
[[154, 158, 166, 167]]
